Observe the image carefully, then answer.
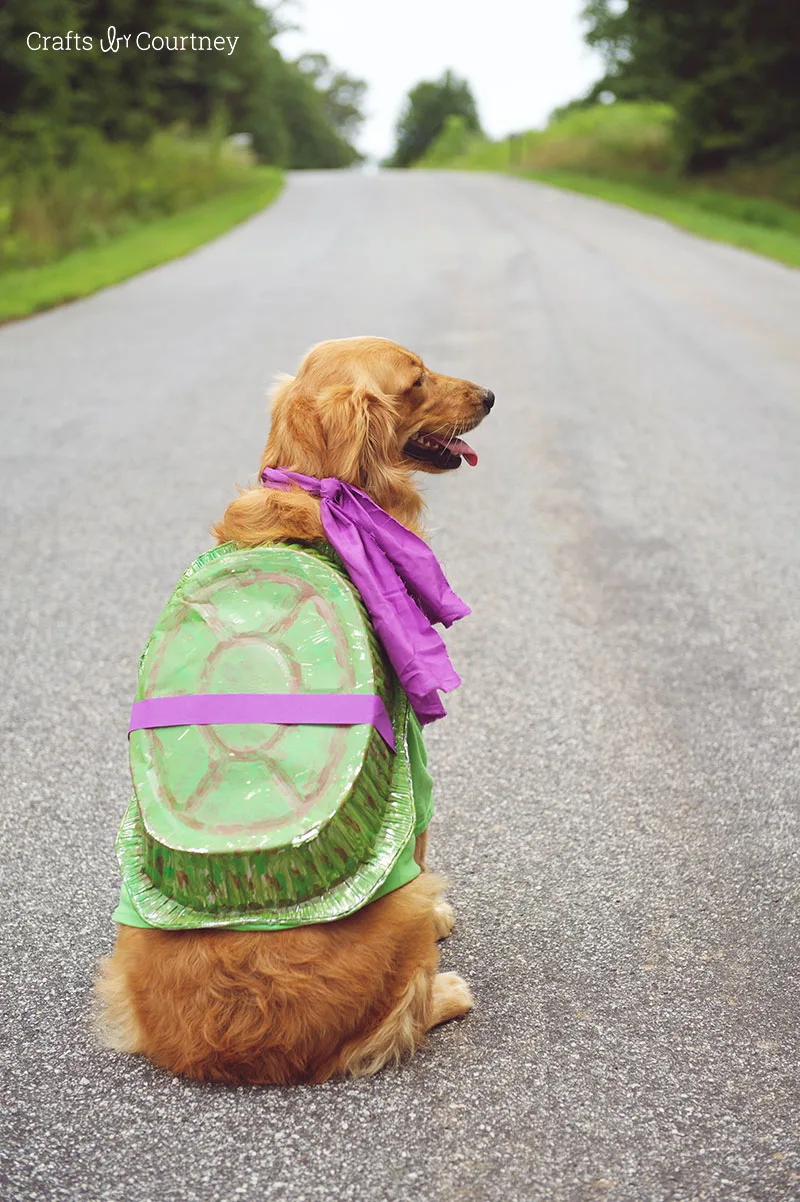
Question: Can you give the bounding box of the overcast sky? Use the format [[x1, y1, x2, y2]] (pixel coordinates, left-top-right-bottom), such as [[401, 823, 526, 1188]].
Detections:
[[277, 0, 605, 161]]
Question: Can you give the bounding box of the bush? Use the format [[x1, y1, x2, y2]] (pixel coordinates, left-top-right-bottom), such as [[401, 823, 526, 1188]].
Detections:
[[420, 102, 677, 176], [520, 102, 678, 176], [419, 115, 481, 166], [0, 129, 259, 272]]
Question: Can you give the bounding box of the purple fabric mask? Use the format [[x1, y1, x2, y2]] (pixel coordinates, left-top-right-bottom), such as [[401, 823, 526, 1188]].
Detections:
[[261, 467, 470, 724]]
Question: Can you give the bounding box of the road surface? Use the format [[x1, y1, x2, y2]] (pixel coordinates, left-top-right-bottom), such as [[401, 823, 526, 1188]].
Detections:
[[2, 171, 799, 1202]]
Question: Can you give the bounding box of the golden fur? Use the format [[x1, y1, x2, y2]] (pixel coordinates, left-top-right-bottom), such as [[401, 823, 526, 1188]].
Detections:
[[96, 337, 490, 1085]]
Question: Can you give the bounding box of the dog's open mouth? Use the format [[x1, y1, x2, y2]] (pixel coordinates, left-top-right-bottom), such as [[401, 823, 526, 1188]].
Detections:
[[403, 431, 478, 470]]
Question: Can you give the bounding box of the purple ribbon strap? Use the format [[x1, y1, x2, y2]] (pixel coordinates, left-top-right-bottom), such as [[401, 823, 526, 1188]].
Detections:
[[261, 467, 470, 724], [129, 693, 396, 752]]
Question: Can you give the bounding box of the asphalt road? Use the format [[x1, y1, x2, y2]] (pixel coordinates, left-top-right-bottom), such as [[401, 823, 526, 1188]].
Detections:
[[2, 170, 799, 1202]]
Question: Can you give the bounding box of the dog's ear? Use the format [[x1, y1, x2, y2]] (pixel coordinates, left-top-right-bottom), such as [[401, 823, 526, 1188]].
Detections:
[[263, 374, 399, 491], [315, 383, 399, 489], [261, 373, 324, 475]]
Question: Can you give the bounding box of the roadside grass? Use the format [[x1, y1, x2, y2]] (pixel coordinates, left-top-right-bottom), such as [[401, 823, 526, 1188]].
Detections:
[[513, 169, 800, 268], [0, 168, 283, 323], [421, 105, 800, 269], [0, 129, 270, 269]]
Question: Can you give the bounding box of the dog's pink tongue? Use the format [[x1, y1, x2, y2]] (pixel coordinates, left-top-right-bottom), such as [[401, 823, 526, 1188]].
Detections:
[[431, 434, 478, 466]]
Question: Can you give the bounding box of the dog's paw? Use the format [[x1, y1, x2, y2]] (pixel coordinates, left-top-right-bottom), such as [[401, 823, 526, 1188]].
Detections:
[[431, 972, 474, 1026], [432, 900, 455, 940]]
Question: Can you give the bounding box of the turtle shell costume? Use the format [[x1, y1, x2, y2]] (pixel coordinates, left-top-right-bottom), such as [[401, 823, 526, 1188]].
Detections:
[[113, 470, 469, 932]]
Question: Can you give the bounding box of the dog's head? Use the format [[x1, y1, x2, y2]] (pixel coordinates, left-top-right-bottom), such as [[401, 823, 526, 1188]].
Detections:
[[216, 337, 494, 545], [263, 337, 494, 494]]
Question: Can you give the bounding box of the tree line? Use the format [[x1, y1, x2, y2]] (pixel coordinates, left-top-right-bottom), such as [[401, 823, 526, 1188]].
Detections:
[[576, 0, 799, 172], [389, 4, 798, 176], [0, 0, 366, 169]]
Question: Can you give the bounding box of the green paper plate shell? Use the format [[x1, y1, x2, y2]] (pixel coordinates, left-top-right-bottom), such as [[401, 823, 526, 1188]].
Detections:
[[118, 542, 415, 929]]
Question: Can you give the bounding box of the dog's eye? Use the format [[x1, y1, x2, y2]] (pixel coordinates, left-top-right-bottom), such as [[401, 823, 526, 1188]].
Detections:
[[412, 376, 424, 388]]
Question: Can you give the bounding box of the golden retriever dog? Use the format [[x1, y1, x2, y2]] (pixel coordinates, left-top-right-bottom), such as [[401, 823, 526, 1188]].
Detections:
[[96, 336, 494, 1085]]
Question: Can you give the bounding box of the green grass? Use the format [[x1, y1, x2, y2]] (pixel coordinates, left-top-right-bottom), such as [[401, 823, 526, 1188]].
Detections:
[[513, 169, 800, 268], [0, 129, 271, 270], [0, 168, 283, 322]]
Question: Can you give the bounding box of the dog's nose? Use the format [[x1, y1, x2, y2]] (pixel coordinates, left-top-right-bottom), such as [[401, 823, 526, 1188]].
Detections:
[[482, 389, 495, 413]]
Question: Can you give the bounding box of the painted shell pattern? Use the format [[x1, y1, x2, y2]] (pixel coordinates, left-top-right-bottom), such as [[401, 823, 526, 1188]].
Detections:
[[118, 543, 415, 929]]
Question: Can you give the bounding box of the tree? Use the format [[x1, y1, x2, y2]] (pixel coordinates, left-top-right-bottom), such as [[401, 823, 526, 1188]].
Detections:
[[296, 53, 367, 141], [0, 0, 364, 169], [581, 0, 800, 171], [388, 71, 481, 168], [273, 61, 361, 168]]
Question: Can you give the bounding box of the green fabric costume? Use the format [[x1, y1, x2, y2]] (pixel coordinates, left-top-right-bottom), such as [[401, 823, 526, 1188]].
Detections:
[[113, 542, 434, 932]]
